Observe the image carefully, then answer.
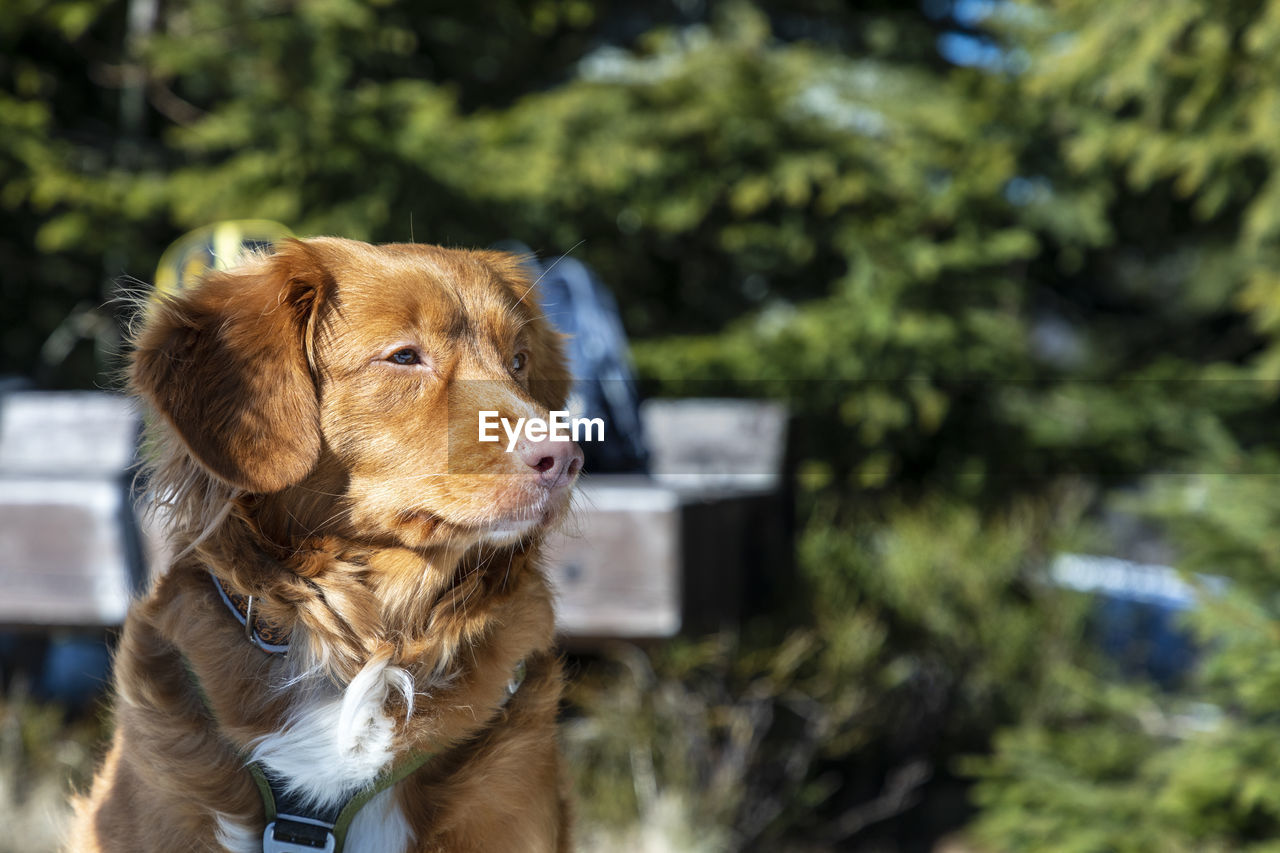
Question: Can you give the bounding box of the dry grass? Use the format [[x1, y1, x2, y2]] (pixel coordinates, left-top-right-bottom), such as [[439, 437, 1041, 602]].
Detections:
[[575, 793, 729, 853], [0, 685, 103, 853], [0, 680, 707, 853], [0, 676, 984, 853]]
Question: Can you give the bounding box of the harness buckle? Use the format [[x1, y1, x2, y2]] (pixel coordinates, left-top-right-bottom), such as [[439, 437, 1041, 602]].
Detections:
[[263, 816, 336, 853]]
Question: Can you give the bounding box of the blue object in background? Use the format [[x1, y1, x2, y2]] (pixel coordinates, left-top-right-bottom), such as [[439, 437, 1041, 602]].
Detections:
[[1093, 596, 1198, 688], [40, 635, 112, 707], [1052, 553, 1220, 688], [0, 631, 112, 711]]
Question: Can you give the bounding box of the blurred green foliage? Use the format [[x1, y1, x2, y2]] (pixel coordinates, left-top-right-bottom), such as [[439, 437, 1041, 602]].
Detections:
[[9, 0, 1280, 849], [962, 2, 1280, 851], [567, 496, 1094, 849]]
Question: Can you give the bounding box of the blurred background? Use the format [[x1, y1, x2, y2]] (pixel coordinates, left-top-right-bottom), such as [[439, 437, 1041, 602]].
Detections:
[[4, 0, 1280, 850]]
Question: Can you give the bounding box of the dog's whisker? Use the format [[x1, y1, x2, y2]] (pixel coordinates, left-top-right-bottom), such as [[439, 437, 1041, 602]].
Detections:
[[515, 239, 586, 308]]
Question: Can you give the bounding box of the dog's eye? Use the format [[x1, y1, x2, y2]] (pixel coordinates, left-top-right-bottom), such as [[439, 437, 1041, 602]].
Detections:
[[510, 352, 527, 373], [388, 348, 421, 366]]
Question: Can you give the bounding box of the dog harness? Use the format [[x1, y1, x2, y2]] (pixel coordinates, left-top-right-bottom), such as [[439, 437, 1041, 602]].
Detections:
[[197, 573, 527, 853], [250, 753, 434, 853]]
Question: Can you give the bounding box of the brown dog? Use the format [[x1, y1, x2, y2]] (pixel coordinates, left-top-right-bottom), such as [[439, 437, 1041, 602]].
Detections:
[[69, 238, 581, 852]]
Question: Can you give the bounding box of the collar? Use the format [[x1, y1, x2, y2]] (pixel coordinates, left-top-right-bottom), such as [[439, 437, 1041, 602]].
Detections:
[[209, 573, 529, 698], [211, 573, 292, 654], [208, 573, 529, 698]]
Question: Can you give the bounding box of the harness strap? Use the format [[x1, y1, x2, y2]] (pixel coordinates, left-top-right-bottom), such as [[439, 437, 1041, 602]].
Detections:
[[251, 751, 435, 853]]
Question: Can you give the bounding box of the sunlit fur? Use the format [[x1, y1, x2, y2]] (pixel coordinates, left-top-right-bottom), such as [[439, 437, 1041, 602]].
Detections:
[[69, 238, 576, 852]]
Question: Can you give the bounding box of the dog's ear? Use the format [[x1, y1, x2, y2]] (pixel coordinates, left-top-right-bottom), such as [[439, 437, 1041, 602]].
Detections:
[[131, 239, 331, 493]]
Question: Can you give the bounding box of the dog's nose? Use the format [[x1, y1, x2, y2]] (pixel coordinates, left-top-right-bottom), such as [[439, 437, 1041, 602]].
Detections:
[[516, 437, 584, 488]]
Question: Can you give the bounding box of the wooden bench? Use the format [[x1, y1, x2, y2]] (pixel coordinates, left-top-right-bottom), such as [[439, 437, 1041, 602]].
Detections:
[[0, 392, 145, 628], [0, 392, 790, 639], [547, 399, 792, 640]]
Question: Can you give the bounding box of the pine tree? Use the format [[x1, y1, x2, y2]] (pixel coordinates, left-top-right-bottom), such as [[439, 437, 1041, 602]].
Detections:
[[964, 2, 1280, 849]]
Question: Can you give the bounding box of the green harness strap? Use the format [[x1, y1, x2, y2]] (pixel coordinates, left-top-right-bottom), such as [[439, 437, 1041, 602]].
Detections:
[[248, 751, 435, 852]]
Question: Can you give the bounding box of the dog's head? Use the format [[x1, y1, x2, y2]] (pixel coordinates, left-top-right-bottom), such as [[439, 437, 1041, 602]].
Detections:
[[132, 237, 581, 552]]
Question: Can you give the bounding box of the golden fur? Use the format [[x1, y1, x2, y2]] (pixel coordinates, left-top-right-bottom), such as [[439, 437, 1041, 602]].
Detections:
[[69, 238, 580, 852]]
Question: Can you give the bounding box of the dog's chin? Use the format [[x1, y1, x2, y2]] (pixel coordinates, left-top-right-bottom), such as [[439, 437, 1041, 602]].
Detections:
[[394, 490, 572, 550], [478, 492, 573, 546], [480, 517, 542, 547]]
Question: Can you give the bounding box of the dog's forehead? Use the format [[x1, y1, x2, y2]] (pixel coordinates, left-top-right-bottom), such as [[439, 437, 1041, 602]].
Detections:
[[315, 239, 523, 339]]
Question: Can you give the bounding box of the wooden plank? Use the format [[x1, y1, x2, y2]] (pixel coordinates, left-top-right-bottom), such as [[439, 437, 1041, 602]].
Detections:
[[544, 477, 682, 638], [0, 478, 134, 627], [0, 392, 138, 476], [641, 399, 788, 492], [542, 474, 793, 640]]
